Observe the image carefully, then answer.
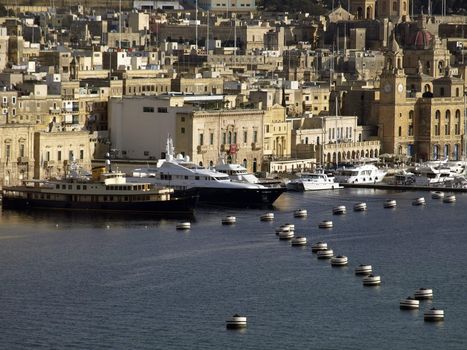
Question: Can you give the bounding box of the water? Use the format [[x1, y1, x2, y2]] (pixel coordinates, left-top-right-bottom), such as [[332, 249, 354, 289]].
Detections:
[[0, 189, 466, 349]]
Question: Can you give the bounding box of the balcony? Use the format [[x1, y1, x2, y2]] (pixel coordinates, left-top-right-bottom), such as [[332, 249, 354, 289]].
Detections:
[[43, 160, 55, 167]]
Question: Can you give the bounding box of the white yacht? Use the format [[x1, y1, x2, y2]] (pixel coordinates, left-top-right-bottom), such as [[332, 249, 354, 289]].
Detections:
[[286, 171, 342, 191], [334, 164, 387, 184], [213, 158, 260, 184], [130, 138, 285, 207], [413, 164, 455, 186]]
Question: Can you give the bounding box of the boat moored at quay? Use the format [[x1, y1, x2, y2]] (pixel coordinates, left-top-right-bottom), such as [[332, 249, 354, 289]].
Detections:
[[2, 165, 198, 216], [130, 138, 285, 207]]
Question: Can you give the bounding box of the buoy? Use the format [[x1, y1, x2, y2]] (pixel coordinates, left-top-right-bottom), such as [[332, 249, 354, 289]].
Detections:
[[414, 288, 433, 300], [176, 222, 191, 230], [226, 314, 247, 329], [311, 241, 328, 252], [278, 230, 294, 240], [362, 274, 381, 286], [222, 216, 236, 225], [317, 249, 334, 259], [260, 213, 274, 221], [424, 308, 444, 322], [332, 205, 347, 215], [400, 297, 420, 310], [291, 236, 307, 246], [412, 197, 426, 206], [432, 191, 445, 199], [318, 220, 333, 229], [331, 255, 348, 266], [354, 264, 373, 275], [294, 209, 308, 218], [443, 194, 456, 203], [384, 199, 397, 208], [353, 202, 367, 211]]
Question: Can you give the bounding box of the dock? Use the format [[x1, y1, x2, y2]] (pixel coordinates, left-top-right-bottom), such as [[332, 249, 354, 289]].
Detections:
[[341, 183, 467, 192]]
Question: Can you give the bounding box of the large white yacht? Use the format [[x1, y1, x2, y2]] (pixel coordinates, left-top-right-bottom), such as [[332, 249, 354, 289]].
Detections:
[[130, 139, 285, 207], [334, 164, 387, 184], [286, 171, 342, 191]]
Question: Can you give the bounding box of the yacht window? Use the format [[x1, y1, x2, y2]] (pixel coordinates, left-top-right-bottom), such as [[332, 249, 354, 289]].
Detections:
[[56, 184, 60, 189], [77, 185, 81, 190], [195, 176, 200, 180], [185, 176, 188, 179], [62, 185, 66, 189], [68, 185, 72, 190], [83, 185, 87, 190]]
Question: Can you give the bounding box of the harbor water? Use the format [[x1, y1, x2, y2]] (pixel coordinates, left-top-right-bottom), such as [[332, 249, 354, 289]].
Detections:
[[0, 188, 466, 349]]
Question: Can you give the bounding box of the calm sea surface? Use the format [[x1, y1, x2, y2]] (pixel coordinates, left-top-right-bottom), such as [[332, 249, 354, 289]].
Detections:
[[0, 189, 466, 349]]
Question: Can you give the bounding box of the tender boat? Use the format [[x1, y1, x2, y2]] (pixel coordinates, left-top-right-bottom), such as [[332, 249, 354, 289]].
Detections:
[[130, 138, 285, 207], [334, 164, 386, 184], [311, 241, 328, 252], [2, 163, 197, 216], [355, 264, 372, 275], [286, 171, 342, 191]]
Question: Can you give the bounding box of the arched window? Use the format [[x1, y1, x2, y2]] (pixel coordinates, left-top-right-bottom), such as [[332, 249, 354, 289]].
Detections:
[[433, 145, 439, 160], [408, 111, 414, 136], [243, 159, 247, 168], [305, 137, 309, 144], [445, 110, 451, 135], [392, 1, 397, 12], [435, 111, 441, 136], [424, 84, 431, 93], [455, 110, 461, 134]]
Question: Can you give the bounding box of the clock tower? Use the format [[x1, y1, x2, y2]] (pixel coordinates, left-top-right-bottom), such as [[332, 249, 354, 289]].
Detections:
[[378, 34, 413, 156], [380, 34, 406, 104]]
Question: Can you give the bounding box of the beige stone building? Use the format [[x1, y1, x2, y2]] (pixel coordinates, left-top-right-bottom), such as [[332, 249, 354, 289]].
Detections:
[[34, 131, 93, 180], [378, 37, 465, 161], [0, 124, 35, 187]]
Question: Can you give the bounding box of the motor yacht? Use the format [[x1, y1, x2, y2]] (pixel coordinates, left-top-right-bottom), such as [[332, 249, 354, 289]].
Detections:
[[130, 138, 285, 207], [286, 171, 342, 191], [334, 164, 386, 184]]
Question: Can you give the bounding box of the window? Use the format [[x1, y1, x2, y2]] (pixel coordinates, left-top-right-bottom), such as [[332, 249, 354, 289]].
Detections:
[[243, 131, 247, 143], [157, 107, 168, 113], [143, 106, 154, 112], [445, 110, 451, 135], [222, 132, 227, 144], [440, 87, 445, 97], [398, 126, 402, 137], [80, 150, 84, 160], [57, 151, 62, 161], [435, 110, 441, 136], [210, 133, 214, 145], [199, 133, 204, 146], [12, 97, 16, 105], [181, 127, 185, 134], [69, 151, 73, 160], [253, 130, 258, 143], [455, 110, 461, 135], [19, 144, 25, 157]]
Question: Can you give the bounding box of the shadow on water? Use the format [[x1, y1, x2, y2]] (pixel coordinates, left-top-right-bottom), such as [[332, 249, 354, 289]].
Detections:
[[0, 207, 195, 227]]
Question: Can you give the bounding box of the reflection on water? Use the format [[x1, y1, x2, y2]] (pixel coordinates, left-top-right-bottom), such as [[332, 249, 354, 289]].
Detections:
[[0, 189, 466, 349]]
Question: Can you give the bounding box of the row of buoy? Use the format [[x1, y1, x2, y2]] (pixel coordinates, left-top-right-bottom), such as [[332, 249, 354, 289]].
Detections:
[[399, 288, 444, 321], [311, 241, 380, 286]]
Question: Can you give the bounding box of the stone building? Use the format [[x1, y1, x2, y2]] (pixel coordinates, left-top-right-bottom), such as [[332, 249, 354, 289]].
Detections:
[[33, 131, 93, 180], [378, 36, 465, 161], [0, 124, 35, 187]]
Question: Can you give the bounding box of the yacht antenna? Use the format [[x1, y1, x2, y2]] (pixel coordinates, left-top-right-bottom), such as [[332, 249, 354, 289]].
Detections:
[[195, 0, 198, 50]]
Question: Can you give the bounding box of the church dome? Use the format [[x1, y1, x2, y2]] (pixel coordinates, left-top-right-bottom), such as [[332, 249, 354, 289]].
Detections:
[[411, 29, 433, 50]]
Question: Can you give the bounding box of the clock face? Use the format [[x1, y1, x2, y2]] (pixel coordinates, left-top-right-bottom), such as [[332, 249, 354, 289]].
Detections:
[[398, 83, 404, 93], [384, 84, 391, 93]]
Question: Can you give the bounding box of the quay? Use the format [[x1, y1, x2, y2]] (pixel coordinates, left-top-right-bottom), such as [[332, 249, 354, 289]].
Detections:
[[341, 183, 467, 193]]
